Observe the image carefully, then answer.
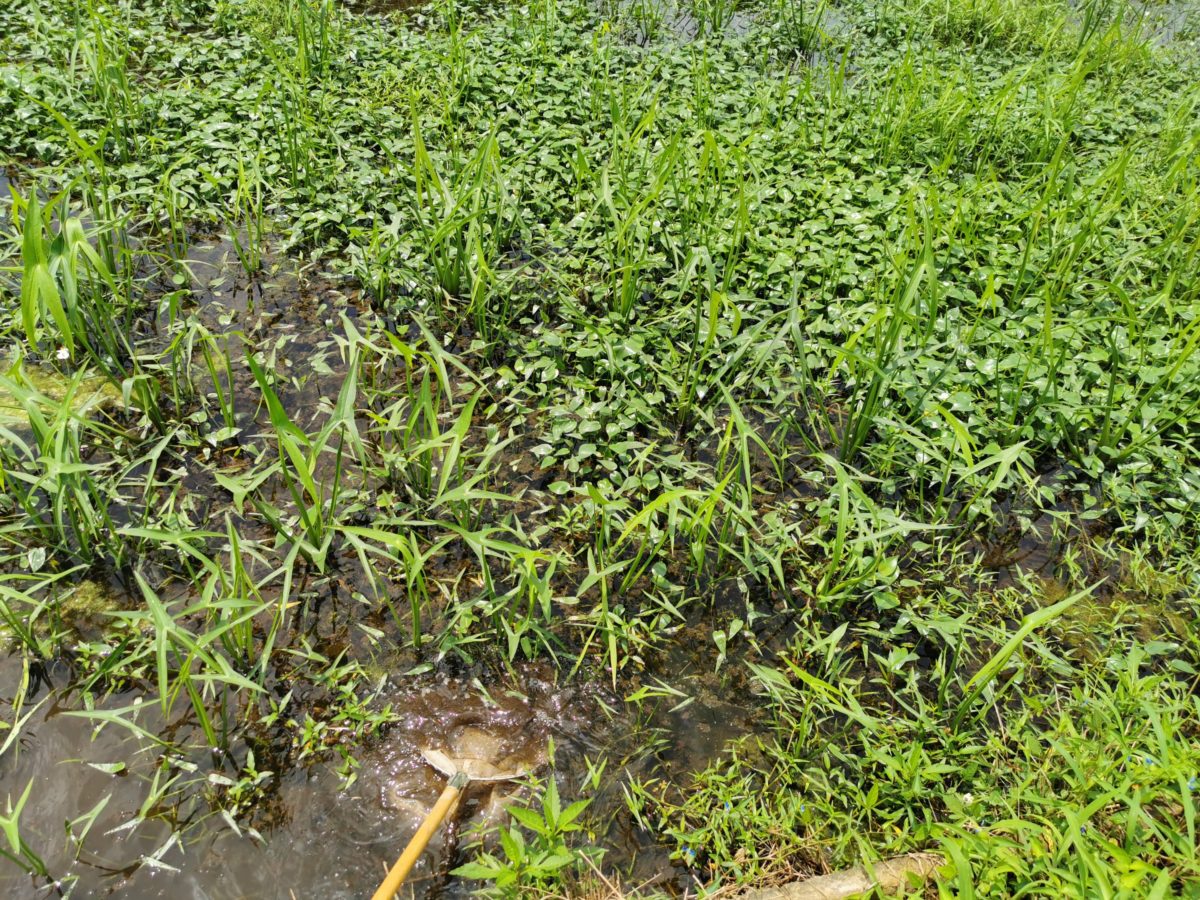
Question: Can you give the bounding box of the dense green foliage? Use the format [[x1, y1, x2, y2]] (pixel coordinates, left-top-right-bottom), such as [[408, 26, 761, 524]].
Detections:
[[0, 0, 1198, 895]]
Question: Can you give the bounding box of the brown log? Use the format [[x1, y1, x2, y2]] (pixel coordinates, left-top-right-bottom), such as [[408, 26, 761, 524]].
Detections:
[[735, 852, 945, 900]]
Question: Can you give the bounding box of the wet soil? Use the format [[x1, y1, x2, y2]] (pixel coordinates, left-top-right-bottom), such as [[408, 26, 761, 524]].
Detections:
[[0, 623, 759, 898], [0, 220, 764, 894], [0, 203, 1138, 899]]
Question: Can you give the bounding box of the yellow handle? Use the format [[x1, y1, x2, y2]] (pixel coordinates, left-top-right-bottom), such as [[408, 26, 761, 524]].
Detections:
[[371, 774, 467, 900]]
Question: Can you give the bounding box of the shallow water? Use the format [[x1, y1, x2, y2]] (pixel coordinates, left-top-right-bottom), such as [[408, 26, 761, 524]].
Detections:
[[342, 0, 428, 14], [0, 657, 184, 898], [0, 218, 762, 897], [1141, 0, 1200, 46], [0, 633, 758, 898]]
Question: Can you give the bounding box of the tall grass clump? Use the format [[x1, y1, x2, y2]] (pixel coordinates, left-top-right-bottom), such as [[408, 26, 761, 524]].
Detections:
[[12, 188, 135, 370]]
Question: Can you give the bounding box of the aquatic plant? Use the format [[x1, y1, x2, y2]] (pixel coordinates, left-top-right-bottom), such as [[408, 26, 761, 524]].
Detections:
[[0, 0, 1197, 894]]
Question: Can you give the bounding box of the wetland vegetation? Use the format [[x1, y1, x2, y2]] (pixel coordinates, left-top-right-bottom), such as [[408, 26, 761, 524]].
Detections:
[[1, 0, 1200, 895]]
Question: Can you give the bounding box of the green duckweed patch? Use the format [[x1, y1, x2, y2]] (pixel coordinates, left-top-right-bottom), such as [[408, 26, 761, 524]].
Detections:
[[0, 360, 122, 429]]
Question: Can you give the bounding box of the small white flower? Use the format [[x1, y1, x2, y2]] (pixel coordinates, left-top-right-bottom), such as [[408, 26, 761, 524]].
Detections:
[[56, 346, 70, 361]]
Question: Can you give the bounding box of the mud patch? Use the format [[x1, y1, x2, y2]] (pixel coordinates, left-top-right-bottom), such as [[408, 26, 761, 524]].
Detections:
[[0, 639, 761, 898]]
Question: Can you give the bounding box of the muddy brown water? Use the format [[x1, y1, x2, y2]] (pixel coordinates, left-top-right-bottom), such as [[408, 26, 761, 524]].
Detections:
[[0, 637, 756, 898]]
